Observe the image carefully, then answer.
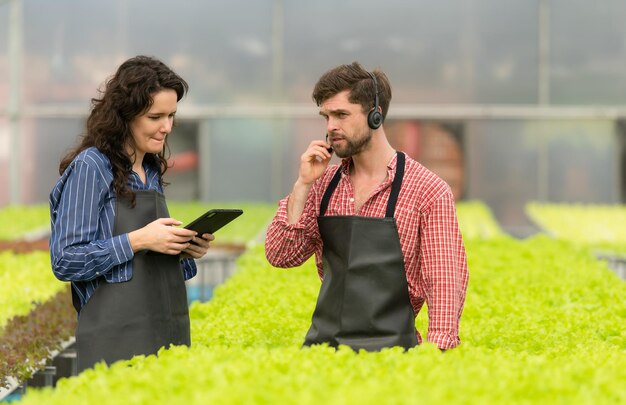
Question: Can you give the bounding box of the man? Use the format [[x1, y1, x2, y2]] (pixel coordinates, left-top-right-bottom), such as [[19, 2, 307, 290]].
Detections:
[[265, 62, 468, 351]]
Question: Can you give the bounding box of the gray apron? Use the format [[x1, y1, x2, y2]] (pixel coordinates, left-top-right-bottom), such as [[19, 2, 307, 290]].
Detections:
[[76, 189, 190, 372], [304, 152, 418, 351]]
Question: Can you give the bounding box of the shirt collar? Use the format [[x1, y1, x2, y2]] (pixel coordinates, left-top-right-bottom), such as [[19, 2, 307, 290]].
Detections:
[[339, 152, 399, 182]]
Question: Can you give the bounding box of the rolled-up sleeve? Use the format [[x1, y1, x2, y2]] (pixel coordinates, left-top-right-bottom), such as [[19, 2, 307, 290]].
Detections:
[[418, 192, 469, 349], [50, 161, 134, 282], [265, 192, 322, 269]]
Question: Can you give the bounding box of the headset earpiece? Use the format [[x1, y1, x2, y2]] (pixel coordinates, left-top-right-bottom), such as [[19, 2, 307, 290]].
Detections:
[[367, 71, 383, 130]]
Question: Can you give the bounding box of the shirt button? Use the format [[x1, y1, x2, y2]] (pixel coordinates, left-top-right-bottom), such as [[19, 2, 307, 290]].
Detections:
[[349, 198, 355, 202]]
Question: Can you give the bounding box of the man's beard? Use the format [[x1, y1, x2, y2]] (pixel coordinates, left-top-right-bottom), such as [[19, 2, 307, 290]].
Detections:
[[331, 128, 373, 158]]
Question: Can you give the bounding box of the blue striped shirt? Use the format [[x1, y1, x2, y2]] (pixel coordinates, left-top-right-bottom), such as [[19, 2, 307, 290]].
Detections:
[[49, 147, 197, 311]]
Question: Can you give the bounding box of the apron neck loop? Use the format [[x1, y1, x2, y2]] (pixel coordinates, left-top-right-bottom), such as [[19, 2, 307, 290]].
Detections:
[[320, 165, 342, 217], [385, 151, 405, 218], [320, 151, 405, 218]]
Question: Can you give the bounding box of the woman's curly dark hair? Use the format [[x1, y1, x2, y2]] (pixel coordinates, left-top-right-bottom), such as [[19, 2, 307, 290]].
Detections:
[[59, 55, 189, 205]]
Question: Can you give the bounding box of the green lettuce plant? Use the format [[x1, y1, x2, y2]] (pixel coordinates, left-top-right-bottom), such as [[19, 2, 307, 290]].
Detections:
[[0, 252, 64, 329], [15, 235, 626, 404], [0, 205, 50, 241], [0, 288, 76, 390], [526, 202, 626, 254], [455, 200, 505, 240]]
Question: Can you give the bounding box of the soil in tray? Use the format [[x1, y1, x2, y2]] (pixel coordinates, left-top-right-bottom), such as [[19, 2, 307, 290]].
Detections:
[[0, 239, 49, 253]]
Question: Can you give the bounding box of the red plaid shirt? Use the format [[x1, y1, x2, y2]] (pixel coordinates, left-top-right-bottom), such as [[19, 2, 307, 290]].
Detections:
[[265, 153, 469, 349]]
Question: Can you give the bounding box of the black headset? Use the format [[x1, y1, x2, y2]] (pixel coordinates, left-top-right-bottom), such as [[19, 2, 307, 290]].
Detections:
[[366, 71, 383, 129]]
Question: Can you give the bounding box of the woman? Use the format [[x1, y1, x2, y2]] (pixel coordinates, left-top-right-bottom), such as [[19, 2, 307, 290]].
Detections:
[[49, 55, 212, 372]]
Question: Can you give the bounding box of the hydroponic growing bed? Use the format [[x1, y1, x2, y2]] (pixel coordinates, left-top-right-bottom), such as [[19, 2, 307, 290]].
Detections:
[[526, 202, 626, 254], [0, 202, 276, 399], [2, 201, 625, 404]]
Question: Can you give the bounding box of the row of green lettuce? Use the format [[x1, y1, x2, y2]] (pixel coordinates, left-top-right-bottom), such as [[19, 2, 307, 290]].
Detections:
[[0, 202, 278, 391], [0, 200, 622, 331], [0, 251, 65, 330], [0, 202, 277, 246], [0, 200, 497, 330], [0, 202, 277, 330], [0, 287, 76, 391], [10, 202, 626, 404], [526, 202, 626, 254], [8, 200, 626, 250], [1, 200, 622, 330], [0, 205, 49, 241]]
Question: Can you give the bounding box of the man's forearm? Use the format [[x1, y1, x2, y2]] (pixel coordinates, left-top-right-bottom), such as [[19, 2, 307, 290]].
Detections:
[[287, 180, 313, 224]]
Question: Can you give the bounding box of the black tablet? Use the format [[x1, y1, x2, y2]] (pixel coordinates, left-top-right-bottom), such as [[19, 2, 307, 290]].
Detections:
[[184, 208, 243, 235]]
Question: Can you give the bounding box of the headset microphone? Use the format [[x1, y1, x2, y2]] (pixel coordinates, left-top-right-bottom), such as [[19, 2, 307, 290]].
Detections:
[[366, 71, 383, 130]]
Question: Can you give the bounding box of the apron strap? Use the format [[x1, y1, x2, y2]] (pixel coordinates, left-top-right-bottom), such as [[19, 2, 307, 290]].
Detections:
[[386, 151, 405, 218], [319, 151, 405, 218], [320, 165, 343, 217]]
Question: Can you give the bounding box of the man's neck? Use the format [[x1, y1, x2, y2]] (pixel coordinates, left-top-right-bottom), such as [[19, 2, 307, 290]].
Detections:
[[350, 133, 396, 179]]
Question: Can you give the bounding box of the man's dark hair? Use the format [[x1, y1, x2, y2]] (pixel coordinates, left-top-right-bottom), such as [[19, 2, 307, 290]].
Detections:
[[312, 61, 392, 121]]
